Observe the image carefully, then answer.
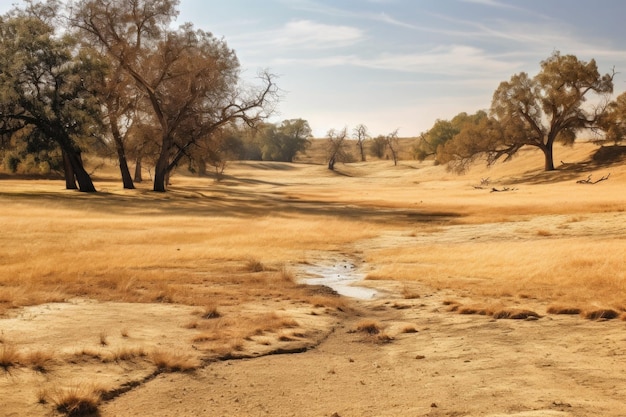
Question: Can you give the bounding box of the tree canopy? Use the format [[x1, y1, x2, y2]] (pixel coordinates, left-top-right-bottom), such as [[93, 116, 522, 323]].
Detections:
[[73, 0, 278, 191], [438, 52, 615, 172], [0, 3, 105, 191]]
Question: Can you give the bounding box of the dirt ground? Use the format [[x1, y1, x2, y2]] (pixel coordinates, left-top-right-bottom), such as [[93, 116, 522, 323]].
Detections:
[[3, 263, 626, 417], [2, 144, 626, 417]]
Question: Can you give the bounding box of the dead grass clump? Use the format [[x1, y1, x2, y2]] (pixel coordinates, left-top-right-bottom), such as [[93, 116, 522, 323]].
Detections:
[[278, 265, 296, 283], [48, 383, 103, 417], [201, 305, 221, 319], [400, 325, 419, 333], [536, 229, 553, 237], [374, 332, 394, 344], [245, 258, 265, 272], [583, 308, 619, 321], [0, 344, 21, 371], [547, 305, 582, 315], [493, 309, 541, 320], [150, 350, 199, 372], [22, 350, 55, 373], [457, 304, 498, 316], [354, 320, 383, 335], [254, 312, 299, 333], [401, 286, 421, 299], [110, 347, 147, 362]]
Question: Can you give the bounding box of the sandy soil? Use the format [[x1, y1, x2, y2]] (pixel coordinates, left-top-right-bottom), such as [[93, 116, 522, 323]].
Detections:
[[3, 259, 626, 417]]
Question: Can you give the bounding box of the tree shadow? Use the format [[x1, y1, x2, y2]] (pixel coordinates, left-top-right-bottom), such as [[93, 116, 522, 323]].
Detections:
[[504, 146, 625, 185], [0, 177, 460, 226]]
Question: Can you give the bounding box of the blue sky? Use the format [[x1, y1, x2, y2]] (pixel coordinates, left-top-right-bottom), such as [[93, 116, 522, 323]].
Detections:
[[3, 0, 626, 137], [175, 0, 626, 137]]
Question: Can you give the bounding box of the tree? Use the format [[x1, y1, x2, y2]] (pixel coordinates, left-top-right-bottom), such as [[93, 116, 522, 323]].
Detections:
[[490, 52, 613, 171], [600, 91, 626, 145], [326, 127, 351, 170], [259, 119, 311, 162], [96, 56, 140, 189], [74, 0, 278, 192], [369, 135, 387, 159], [385, 129, 400, 166], [352, 124, 369, 162], [415, 111, 487, 163], [0, 2, 104, 192], [439, 52, 614, 172]]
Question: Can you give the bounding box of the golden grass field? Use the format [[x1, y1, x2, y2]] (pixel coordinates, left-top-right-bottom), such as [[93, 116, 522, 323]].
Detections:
[[1, 140, 626, 416]]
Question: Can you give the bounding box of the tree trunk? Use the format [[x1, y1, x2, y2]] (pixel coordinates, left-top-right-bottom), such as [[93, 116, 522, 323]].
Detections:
[[197, 156, 207, 177], [134, 156, 143, 183], [543, 144, 555, 171], [65, 148, 96, 192], [109, 113, 134, 189], [62, 149, 78, 190], [153, 151, 170, 192], [328, 156, 336, 171], [358, 142, 366, 162]]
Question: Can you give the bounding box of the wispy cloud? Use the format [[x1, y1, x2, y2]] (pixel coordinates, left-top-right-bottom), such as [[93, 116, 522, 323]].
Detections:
[[274, 45, 523, 78], [232, 19, 365, 50]]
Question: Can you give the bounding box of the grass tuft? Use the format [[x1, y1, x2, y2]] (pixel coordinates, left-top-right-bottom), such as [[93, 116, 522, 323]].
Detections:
[[354, 320, 383, 335], [492, 309, 541, 320], [547, 305, 582, 315], [0, 344, 21, 371], [201, 305, 221, 319], [49, 383, 102, 416], [151, 350, 199, 372], [583, 308, 619, 321], [401, 286, 421, 299], [23, 350, 55, 373], [245, 258, 265, 272]]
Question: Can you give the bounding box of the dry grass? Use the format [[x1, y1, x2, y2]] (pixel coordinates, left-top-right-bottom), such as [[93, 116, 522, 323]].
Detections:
[[354, 320, 383, 335], [46, 383, 104, 416], [22, 349, 55, 372], [0, 344, 21, 371], [150, 350, 199, 372], [110, 347, 147, 362], [0, 141, 624, 324]]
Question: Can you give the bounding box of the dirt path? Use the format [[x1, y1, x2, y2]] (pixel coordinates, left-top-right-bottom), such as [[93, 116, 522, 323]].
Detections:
[[99, 282, 626, 417]]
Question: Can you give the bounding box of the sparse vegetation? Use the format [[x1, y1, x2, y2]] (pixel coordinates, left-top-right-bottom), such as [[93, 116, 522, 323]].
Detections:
[[150, 350, 199, 372], [354, 320, 383, 335], [0, 344, 20, 371], [47, 383, 103, 417]]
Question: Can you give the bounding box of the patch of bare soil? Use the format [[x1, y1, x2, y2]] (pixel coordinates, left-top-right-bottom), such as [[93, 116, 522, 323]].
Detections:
[[96, 283, 626, 417], [3, 280, 626, 416]]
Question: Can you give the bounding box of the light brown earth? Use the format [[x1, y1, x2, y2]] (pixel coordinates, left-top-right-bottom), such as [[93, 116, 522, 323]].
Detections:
[[1, 142, 626, 416]]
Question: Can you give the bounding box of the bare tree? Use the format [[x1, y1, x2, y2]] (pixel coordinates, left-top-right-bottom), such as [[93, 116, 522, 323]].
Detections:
[[326, 128, 351, 171], [385, 129, 400, 166], [352, 124, 369, 162]]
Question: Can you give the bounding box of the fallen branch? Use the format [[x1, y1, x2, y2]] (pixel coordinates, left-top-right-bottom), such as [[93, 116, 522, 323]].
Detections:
[[576, 173, 610, 184], [490, 187, 517, 193]]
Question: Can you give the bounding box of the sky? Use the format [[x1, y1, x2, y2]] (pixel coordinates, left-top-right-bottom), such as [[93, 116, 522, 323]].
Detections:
[[3, 0, 626, 137]]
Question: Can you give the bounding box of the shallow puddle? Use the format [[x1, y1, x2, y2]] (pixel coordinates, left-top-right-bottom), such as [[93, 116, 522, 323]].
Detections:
[[300, 260, 378, 300]]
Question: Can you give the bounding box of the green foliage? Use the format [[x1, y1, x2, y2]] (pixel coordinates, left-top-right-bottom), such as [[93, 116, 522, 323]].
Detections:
[[416, 111, 487, 163], [258, 119, 312, 162], [0, 5, 105, 189]]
